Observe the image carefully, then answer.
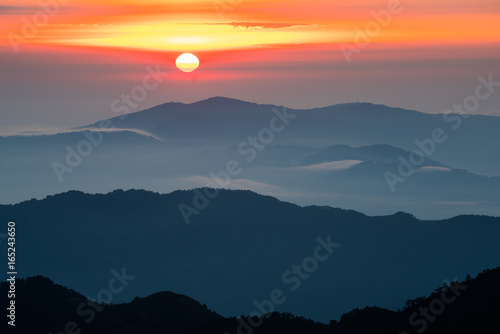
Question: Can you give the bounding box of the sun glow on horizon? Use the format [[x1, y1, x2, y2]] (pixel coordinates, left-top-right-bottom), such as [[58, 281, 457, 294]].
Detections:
[[176, 53, 200, 72], [2, 0, 499, 56], [0, 0, 498, 86]]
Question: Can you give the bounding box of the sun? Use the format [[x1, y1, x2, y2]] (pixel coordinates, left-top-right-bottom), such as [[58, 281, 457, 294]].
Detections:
[[175, 53, 200, 73]]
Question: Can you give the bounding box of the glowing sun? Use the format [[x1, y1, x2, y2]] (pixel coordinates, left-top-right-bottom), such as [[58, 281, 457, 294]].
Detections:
[[175, 53, 200, 72]]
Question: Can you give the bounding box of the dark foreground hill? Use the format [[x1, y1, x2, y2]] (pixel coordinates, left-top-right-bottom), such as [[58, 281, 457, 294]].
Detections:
[[0, 276, 220, 334], [1, 189, 499, 321], [1, 267, 499, 333]]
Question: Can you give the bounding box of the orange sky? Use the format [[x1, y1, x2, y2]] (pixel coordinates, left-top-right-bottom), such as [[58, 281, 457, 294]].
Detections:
[[2, 0, 500, 54], [1, 0, 499, 128]]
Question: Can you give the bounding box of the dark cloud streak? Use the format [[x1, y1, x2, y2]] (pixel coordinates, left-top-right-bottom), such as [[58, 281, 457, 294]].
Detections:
[[188, 21, 312, 29]]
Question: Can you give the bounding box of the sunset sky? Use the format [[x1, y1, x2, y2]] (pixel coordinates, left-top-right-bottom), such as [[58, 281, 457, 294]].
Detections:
[[1, 0, 499, 132]]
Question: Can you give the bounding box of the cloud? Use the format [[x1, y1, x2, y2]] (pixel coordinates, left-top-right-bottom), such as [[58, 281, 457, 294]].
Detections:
[[78, 127, 162, 140], [182, 176, 279, 191], [0, 6, 35, 14], [201, 22, 312, 30], [416, 166, 452, 173], [293, 160, 363, 171], [0, 126, 161, 140], [180, 176, 301, 199], [435, 201, 477, 206]]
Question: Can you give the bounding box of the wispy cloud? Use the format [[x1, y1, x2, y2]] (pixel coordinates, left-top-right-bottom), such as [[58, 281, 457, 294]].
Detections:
[[293, 160, 363, 171], [0, 126, 161, 140], [0, 6, 36, 14], [435, 201, 477, 206], [200, 22, 312, 30], [416, 166, 452, 173], [181, 176, 298, 198]]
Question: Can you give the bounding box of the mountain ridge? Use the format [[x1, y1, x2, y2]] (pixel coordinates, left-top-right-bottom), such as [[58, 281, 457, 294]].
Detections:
[[70, 96, 500, 176], [10, 187, 499, 221], [1, 188, 499, 321], [2, 267, 500, 333], [82, 97, 436, 129]]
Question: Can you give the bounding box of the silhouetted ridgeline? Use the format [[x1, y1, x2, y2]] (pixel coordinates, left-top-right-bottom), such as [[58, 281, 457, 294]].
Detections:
[[0, 275, 220, 334], [1, 189, 499, 322], [1, 268, 499, 333], [80, 97, 500, 175], [2, 98, 500, 217]]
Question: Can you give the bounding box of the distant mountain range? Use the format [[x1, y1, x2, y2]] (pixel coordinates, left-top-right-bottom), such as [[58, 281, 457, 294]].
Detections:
[[2, 98, 499, 331], [1, 117, 499, 217], [2, 266, 499, 333], [1, 189, 499, 322], [80, 97, 500, 175]]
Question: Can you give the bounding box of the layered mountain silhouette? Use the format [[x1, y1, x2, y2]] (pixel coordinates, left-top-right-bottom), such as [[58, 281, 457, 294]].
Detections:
[[1, 189, 499, 322], [80, 97, 500, 175], [0, 275, 221, 334], [1, 98, 499, 218], [1, 98, 499, 332], [1, 267, 499, 333]]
